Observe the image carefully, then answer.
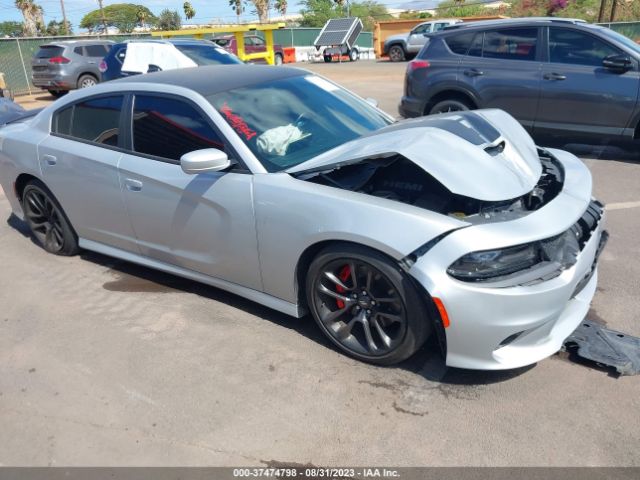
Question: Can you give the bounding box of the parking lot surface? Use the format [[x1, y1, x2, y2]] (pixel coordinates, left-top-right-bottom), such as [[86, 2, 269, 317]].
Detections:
[[2, 60, 639, 466]]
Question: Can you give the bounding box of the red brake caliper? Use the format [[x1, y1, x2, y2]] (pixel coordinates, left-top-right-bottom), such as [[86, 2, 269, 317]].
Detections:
[[335, 265, 351, 309]]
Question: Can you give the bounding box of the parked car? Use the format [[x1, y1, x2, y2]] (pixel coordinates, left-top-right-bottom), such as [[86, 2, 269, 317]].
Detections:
[[100, 39, 243, 82], [400, 18, 640, 145], [384, 19, 462, 62], [211, 34, 285, 65], [0, 65, 607, 370], [31, 40, 114, 97]]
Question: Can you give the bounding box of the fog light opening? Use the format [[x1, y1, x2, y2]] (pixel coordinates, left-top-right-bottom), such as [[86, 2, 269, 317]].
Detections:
[[499, 331, 525, 348]]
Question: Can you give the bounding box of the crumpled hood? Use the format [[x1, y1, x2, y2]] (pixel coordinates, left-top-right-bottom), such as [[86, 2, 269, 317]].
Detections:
[[287, 109, 542, 202]]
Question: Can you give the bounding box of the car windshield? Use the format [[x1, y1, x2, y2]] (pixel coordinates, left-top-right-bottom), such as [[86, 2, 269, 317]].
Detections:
[[597, 27, 640, 55], [175, 44, 242, 65], [207, 74, 392, 172]]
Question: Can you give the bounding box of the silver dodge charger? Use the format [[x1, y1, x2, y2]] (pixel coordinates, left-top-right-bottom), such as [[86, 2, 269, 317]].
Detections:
[[0, 65, 607, 369]]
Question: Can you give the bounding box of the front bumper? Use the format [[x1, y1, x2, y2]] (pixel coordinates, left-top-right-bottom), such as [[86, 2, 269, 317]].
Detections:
[[409, 149, 606, 370]]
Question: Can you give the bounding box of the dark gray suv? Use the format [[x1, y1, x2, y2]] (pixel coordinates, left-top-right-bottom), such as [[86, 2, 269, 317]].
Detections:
[[31, 40, 114, 97], [400, 18, 640, 144]]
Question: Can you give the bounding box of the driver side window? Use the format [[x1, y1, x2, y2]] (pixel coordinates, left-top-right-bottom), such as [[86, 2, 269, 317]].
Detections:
[[131, 95, 225, 162], [412, 24, 430, 35], [549, 28, 620, 67]]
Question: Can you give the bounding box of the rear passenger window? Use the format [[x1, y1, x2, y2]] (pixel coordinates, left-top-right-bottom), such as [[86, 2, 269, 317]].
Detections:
[[483, 28, 538, 61], [445, 32, 477, 55], [132, 95, 224, 161], [74, 47, 84, 56], [53, 95, 123, 147], [54, 106, 72, 135], [86, 44, 108, 57], [549, 28, 620, 66]]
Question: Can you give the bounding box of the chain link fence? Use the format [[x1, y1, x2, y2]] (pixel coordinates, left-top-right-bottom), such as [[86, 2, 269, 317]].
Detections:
[[0, 28, 374, 97], [596, 20, 640, 42]]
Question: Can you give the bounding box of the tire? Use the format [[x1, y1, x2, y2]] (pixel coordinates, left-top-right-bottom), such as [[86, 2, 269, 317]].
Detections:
[[47, 90, 67, 98], [274, 53, 284, 65], [306, 244, 432, 365], [323, 54, 332, 63], [388, 45, 406, 62], [429, 98, 471, 115], [77, 73, 98, 89], [349, 48, 359, 62], [22, 180, 79, 256]]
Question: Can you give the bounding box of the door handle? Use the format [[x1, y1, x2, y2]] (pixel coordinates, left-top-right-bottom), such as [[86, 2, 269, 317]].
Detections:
[[42, 154, 57, 166], [544, 72, 567, 81], [464, 68, 484, 77], [124, 178, 143, 192]]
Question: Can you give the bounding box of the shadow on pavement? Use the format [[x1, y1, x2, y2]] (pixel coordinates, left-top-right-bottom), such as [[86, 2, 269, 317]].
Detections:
[[6, 214, 537, 388]]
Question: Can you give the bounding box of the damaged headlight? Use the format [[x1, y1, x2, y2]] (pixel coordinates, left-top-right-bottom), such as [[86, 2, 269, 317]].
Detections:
[[447, 230, 580, 282]]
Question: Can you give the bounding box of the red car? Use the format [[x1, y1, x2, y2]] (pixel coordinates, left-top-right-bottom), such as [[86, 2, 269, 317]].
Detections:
[[211, 35, 285, 65]]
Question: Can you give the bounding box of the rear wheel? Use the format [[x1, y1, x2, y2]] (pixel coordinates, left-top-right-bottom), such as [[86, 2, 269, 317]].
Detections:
[[22, 180, 79, 256], [388, 45, 406, 62], [349, 48, 359, 62], [77, 74, 97, 89], [323, 54, 332, 63], [429, 98, 471, 115], [306, 244, 431, 365]]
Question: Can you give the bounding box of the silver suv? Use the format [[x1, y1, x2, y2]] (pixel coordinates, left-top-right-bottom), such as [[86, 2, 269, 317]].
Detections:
[[383, 19, 462, 62], [31, 40, 114, 97]]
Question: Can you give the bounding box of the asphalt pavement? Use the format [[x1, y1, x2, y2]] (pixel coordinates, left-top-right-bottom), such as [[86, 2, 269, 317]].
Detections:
[[1, 60, 639, 467]]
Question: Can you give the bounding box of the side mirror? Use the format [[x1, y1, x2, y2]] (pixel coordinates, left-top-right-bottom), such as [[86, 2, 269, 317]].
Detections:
[[147, 64, 162, 73], [180, 148, 231, 174], [602, 54, 632, 72], [365, 97, 379, 108]]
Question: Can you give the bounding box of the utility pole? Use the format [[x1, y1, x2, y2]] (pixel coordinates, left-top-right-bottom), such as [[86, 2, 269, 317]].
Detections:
[[98, 0, 108, 34], [598, 0, 607, 23], [60, 0, 69, 35]]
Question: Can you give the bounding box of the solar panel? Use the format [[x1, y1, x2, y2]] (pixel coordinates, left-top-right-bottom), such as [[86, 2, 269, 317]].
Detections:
[[314, 17, 363, 48]]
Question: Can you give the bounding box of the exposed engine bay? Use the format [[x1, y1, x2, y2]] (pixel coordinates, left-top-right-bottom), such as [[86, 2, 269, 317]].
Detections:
[[296, 148, 564, 223]]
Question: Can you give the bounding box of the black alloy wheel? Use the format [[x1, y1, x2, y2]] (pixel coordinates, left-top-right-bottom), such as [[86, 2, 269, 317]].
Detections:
[[22, 181, 79, 256], [307, 245, 431, 365]]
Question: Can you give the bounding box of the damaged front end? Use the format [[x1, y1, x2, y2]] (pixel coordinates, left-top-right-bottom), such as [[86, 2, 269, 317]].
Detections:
[[293, 146, 564, 225]]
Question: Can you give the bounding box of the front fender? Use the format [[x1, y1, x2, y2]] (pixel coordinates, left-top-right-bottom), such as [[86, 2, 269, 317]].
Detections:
[[254, 173, 465, 304]]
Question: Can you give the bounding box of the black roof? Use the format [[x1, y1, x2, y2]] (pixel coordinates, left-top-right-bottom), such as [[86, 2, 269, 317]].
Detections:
[[113, 64, 308, 96]]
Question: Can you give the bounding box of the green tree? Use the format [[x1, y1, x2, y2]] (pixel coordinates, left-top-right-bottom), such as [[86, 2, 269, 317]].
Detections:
[[300, 0, 390, 30], [0, 20, 23, 36], [79, 4, 156, 33], [183, 2, 196, 21], [157, 9, 182, 30], [45, 19, 73, 36], [436, 0, 489, 18], [398, 10, 433, 20]]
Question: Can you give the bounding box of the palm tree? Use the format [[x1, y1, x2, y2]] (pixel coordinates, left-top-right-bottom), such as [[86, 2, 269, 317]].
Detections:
[[229, 0, 244, 23], [252, 0, 270, 23], [275, 0, 287, 16], [14, 0, 42, 36], [183, 2, 196, 21], [136, 6, 147, 28]]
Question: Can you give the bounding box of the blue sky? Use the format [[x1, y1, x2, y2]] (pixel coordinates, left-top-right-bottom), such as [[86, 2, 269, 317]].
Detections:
[[0, 0, 442, 29]]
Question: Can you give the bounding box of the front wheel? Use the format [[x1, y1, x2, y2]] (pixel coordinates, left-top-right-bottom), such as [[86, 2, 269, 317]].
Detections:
[[323, 54, 332, 63], [22, 180, 79, 256], [274, 53, 283, 65], [388, 45, 406, 62], [306, 244, 432, 365]]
